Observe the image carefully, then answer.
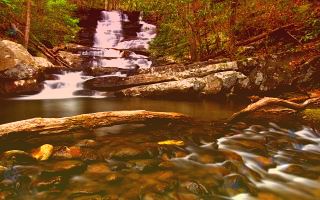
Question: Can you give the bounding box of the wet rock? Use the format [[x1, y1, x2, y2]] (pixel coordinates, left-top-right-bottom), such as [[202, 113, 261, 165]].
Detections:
[[222, 174, 256, 196], [151, 181, 177, 194], [182, 181, 209, 196], [52, 146, 81, 160], [280, 164, 320, 179], [142, 193, 165, 200], [80, 148, 100, 162], [0, 165, 8, 178], [252, 156, 276, 170], [35, 176, 65, 191], [105, 173, 123, 184], [0, 79, 43, 95], [68, 191, 106, 200], [41, 160, 86, 177], [108, 146, 151, 160], [86, 163, 111, 174], [1, 150, 36, 164], [75, 139, 98, 148], [129, 159, 159, 172], [158, 161, 176, 169], [84, 66, 121, 76]]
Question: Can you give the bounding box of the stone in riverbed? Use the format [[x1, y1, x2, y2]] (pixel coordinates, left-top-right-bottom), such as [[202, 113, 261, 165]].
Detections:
[[222, 174, 256, 196], [181, 181, 210, 197], [1, 150, 36, 164], [105, 173, 123, 184], [129, 159, 159, 172], [35, 176, 65, 191], [85, 163, 111, 175], [107, 146, 152, 160], [41, 160, 86, 177]]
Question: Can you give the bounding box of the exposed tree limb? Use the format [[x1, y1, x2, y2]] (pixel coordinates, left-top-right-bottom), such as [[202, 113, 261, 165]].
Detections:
[[228, 97, 320, 122], [236, 24, 296, 46], [0, 110, 191, 137]]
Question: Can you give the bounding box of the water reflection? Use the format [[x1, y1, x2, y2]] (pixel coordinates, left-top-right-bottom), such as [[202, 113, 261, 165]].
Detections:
[[0, 98, 242, 124]]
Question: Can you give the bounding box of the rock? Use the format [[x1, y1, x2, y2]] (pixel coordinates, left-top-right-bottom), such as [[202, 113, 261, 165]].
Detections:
[[223, 174, 256, 196], [0, 40, 54, 95], [115, 76, 212, 97], [84, 61, 238, 91], [214, 71, 248, 91], [41, 160, 86, 177], [0, 79, 43, 95], [80, 148, 100, 162], [83, 66, 121, 76], [0, 40, 36, 72], [129, 159, 159, 172], [35, 176, 64, 191], [32, 144, 54, 161], [1, 150, 36, 164], [0, 64, 40, 80], [86, 163, 111, 174], [52, 146, 81, 160], [68, 192, 106, 200], [58, 51, 84, 70], [105, 173, 123, 184], [33, 57, 54, 69], [182, 181, 209, 196], [75, 139, 98, 148], [108, 146, 151, 160]]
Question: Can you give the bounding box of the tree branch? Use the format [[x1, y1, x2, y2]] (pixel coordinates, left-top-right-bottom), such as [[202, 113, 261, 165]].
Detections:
[[228, 97, 320, 122]]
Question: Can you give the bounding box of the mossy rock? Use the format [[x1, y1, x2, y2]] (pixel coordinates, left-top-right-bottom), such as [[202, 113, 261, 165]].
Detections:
[[300, 108, 320, 127]]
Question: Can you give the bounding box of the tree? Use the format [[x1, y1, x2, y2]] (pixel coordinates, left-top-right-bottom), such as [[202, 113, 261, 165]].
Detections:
[[24, 0, 31, 47]]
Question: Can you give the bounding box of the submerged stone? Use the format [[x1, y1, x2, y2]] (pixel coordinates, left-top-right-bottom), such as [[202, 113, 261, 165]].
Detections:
[[41, 160, 86, 177]]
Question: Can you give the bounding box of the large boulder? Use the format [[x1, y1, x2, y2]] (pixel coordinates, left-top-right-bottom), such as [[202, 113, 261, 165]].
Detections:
[[0, 40, 36, 73], [0, 40, 55, 96]]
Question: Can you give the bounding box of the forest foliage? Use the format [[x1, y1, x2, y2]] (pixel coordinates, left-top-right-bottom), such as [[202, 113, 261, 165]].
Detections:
[[0, 0, 79, 46], [0, 0, 319, 61]]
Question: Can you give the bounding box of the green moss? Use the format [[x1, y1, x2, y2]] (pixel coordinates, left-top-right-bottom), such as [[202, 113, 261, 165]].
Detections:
[[301, 108, 320, 124]]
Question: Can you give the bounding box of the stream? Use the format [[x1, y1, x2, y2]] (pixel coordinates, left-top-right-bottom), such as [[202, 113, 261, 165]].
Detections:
[[0, 10, 319, 200]]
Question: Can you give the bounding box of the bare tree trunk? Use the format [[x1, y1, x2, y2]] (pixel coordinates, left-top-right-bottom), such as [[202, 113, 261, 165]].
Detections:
[[24, 0, 31, 48], [228, 0, 238, 57]]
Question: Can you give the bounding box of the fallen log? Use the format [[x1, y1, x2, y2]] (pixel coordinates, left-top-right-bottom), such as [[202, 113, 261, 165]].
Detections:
[[0, 110, 191, 137], [236, 24, 297, 46], [228, 97, 320, 122]]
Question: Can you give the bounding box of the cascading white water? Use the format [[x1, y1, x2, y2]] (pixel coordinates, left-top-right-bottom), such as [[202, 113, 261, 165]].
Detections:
[[17, 11, 156, 100], [94, 11, 123, 48]]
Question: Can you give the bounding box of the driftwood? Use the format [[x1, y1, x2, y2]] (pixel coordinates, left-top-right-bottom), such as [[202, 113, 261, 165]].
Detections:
[[228, 97, 320, 122], [0, 110, 191, 137]]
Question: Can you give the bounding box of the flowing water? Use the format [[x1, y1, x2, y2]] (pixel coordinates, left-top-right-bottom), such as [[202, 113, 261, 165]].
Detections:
[[0, 10, 319, 200]]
